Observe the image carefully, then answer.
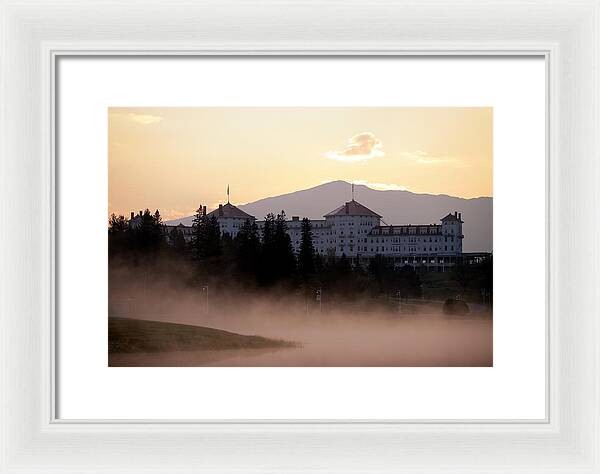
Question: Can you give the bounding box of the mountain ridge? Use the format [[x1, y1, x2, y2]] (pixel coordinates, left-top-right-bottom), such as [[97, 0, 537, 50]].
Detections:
[[166, 181, 492, 252]]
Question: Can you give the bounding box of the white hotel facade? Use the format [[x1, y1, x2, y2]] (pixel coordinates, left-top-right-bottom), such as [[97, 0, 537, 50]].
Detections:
[[164, 199, 483, 271]]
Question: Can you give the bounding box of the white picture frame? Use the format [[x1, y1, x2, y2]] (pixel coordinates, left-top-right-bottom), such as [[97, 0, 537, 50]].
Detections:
[[1, 1, 598, 472]]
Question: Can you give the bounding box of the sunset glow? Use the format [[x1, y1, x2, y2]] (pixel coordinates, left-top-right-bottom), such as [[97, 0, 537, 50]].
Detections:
[[109, 107, 492, 220]]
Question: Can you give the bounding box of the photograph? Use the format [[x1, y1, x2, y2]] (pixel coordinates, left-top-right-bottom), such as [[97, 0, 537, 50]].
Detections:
[[107, 107, 493, 367]]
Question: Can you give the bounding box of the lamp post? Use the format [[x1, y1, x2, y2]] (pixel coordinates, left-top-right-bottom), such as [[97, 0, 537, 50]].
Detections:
[[201, 284, 208, 314], [316, 288, 322, 314]]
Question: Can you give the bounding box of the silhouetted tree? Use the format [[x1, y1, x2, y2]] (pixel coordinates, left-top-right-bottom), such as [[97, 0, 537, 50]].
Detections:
[[481, 256, 493, 293], [367, 254, 394, 293], [190, 206, 206, 261], [298, 217, 315, 279], [453, 262, 471, 292], [274, 211, 295, 278], [152, 209, 164, 246], [259, 213, 277, 284], [235, 219, 261, 277], [313, 253, 324, 274], [317, 252, 359, 298], [367, 257, 422, 298], [130, 208, 163, 253], [108, 213, 129, 256], [397, 264, 422, 299], [203, 215, 222, 258], [338, 253, 352, 274], [169, 226, 187, 255], [108, 213, 128, 234], [221, 231, 234, 252]]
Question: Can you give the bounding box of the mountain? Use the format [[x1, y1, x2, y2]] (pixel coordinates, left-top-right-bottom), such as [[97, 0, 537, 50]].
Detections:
[[166, 181, 492, 252]]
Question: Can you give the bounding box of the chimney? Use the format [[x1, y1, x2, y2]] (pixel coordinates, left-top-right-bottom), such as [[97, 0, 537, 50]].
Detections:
[[292, 216, 299, 221], [139, 210, 142, 216], [130, 212, 134, 220], [202, 206, 206, 216], [458, 212, 462, 221], [454, 211, 457, 218], [218, 204, 223, 217], [345, 202, 349, 214]]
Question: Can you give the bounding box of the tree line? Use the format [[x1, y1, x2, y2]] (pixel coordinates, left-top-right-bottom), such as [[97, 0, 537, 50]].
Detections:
[[108, 208, 425, 302]]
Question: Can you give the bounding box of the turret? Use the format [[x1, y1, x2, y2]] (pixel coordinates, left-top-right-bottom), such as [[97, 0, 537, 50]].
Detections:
[[441, 211, 464, 254]]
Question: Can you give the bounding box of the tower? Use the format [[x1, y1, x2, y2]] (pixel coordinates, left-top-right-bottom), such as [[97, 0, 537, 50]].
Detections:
[[441, 211, 464, 254]]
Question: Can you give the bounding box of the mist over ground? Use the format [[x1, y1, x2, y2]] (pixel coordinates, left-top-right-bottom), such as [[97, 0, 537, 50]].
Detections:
[[108, 208, 492, 367], [109, 263, 492, 367]]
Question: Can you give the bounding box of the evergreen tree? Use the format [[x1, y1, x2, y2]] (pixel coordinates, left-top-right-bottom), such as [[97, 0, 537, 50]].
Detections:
[[235, 219, 261, 276], [203, 215, 222, 258], [274, 211, 295, 278], [108, 213, 128, 234], [298, 217, 315, 278], [190, 207, 221, 260], [453, 262, 471, 292], [190, 206, 205, 261], [337, 253, 352, 275], [262, 213, 276, 249], [221, 231, 234, 253], [152, 209, 164, 248], [397, 265, 422, 298], [259, 213, 277, 284], [108, 213, 129, 256], [169, 226, 187, 255], [131, 208, 163, 253]]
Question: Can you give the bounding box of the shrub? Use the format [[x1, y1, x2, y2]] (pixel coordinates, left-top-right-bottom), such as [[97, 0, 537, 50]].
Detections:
[[442, 298, 470, 315]]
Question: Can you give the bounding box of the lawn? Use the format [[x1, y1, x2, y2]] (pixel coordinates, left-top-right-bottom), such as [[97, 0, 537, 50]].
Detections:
[[109, 317, 295, 353]]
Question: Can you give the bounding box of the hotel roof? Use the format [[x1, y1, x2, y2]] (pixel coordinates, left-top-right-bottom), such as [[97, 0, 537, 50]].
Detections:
[[206, 203, 255, 220], [324, 200, 382, 218]]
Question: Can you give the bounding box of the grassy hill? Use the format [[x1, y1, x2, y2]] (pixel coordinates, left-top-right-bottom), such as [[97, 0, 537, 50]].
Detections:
[[109, 317, 295, 353]]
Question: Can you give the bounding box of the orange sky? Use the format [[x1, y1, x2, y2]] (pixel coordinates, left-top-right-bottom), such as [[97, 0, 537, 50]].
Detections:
[[109, 107, 492, 220]]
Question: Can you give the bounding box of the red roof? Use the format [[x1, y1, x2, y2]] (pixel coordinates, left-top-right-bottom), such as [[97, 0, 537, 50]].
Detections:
[[324, 200, 382, 218], [206, 203, 255, 219]]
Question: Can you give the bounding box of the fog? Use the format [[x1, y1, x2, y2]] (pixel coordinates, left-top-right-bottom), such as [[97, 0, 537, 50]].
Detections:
[[109, 267, 492, 367]]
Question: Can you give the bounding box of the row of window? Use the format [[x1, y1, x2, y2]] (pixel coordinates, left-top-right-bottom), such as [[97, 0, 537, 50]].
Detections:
[[336, 245, 457, 253]]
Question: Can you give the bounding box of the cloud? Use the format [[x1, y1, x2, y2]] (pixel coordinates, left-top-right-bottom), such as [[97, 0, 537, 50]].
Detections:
[[325, 132, 384, 162], [352, 180, 408, 191], [399, 150, 462, 166], [128, 113, 163, 125]]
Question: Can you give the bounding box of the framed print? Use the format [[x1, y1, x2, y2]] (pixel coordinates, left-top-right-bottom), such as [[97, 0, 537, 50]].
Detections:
[[1, 1, 599, 473], [56, 56, 545, 421], [106, 106, 493, 369]]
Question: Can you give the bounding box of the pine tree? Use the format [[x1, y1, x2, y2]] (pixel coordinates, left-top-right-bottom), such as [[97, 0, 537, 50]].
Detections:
[[130, 208, 163, 253], [169, 226, 187, 254], [235, 219, 261, 276], [108, 213, 129, 256], [274, 211, 295, 278], [151, 209, 164, 249], [298, 217, 315, 278], [108, 213, 128, 234], [259, 213, 277, 284], [190, 206, 205, 261], [338, 253, 352, 274], [398, 265, 422, 298], [203, 215, 222, 258]]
